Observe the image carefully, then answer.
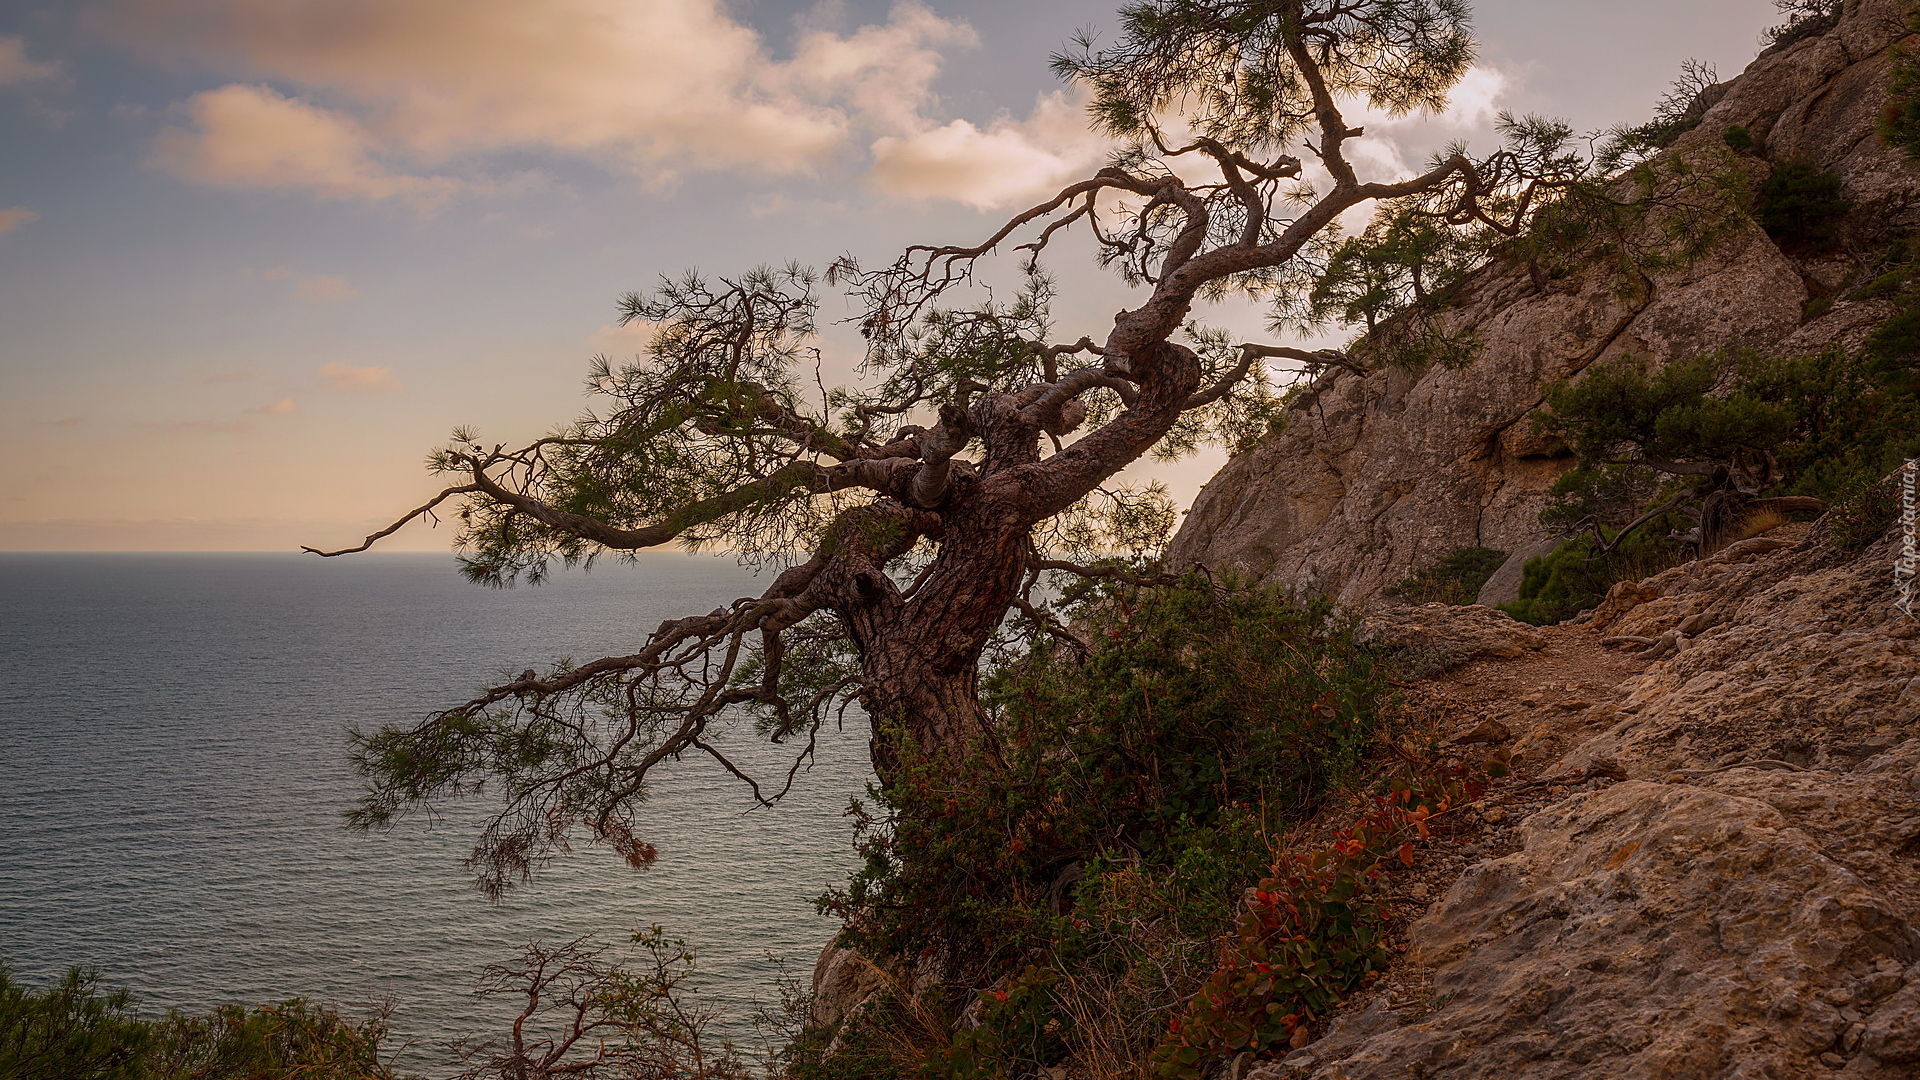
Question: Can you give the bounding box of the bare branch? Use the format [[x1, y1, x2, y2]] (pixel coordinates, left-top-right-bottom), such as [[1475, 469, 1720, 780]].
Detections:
[[302, 486, 479, 557]]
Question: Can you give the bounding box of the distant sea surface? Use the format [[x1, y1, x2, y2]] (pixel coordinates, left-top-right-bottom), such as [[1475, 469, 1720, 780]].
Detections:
[[0, 552, 872, 1066]]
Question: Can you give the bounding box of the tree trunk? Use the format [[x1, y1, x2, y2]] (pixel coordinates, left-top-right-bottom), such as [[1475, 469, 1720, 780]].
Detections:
[[837, 508, 1031, 783]]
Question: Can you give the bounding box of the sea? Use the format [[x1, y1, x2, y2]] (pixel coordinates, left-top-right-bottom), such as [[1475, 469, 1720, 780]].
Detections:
[[0, 552, 874, 1068]]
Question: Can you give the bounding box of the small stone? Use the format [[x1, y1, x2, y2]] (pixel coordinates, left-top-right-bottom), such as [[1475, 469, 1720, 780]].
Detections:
[[1452, 718, 1513, 745], [1845, 1022, 1866, 1053], [1877, 956, 1906, 974], [1825, 987, 1856, 1005], [1518, 695, 1542, 707], [1548, 785, 1569, 796], [1665, 772, 1688, 784], [1558, 699, 1593, 710], [1409, 881, 1432, 900], [1482, 807, 1509, 824], [1820, 1052, 1846, 1068], [1280, 1049, 1316, 1069]]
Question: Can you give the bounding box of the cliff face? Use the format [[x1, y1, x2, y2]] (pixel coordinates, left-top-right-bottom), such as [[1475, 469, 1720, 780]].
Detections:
[[1167, 0, 1920, 606], [1265, 519, 1920, 1078]]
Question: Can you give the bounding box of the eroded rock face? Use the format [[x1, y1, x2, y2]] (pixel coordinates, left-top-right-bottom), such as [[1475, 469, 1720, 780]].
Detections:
[[1570, 526, 1917, 779], [1167, 0, 1920, 607], [1284, 771, 1920, 1079], [1260, 523, 1920, 1079], [1355, 603, 1546, 677]]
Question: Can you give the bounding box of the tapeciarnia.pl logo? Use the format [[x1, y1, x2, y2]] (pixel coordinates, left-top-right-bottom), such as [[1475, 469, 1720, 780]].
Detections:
[[1900, 459, 1917, 618]]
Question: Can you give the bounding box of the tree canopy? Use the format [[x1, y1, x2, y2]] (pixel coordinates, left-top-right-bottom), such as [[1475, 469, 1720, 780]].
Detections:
[[312, 0, 1678, 900]]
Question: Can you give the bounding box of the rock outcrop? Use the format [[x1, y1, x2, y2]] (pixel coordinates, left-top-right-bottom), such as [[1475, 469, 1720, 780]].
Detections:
[[1266, 522, 1920, 1078], [1168, 0, 1920, 607]]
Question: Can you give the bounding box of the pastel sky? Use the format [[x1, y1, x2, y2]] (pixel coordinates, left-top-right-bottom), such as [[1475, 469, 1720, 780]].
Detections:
[[0, 0, 1785, 551]]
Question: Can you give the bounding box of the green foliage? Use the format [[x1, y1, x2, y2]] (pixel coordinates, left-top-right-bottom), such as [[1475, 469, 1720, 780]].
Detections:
[[1765, 0, 1844, 52], [1756, 157, 1851, 253], [1826, 471, 1906, 553], [1149, 769, 1485, 1079], [1388, 546, 1508, 605], [1882, 11, 1920, 162], [0, 964, 407, 1080], [831, 581, 1394, 960], [1, 966, 150, 1080], [1497, 528, 1681, 626], [1596, 59, 1719, 169], [1054, 0, 1473, 152], [1723, 124, 1755, 152], [806, 580, 1399, 1079], [1533, 352, 1793, 472], [1526, 325, 1920, 599]]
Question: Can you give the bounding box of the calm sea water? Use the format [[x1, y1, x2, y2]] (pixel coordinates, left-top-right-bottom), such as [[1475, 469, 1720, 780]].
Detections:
[[0, 552, 873, 1066]]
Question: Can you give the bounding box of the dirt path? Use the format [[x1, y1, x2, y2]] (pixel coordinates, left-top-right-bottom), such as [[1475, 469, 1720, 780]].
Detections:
[[1296, 622, 1652, 1033]]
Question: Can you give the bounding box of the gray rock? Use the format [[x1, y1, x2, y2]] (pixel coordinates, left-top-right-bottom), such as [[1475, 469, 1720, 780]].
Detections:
[[1167, 0, 1920, 610], [1474, 537, 1562, 608]]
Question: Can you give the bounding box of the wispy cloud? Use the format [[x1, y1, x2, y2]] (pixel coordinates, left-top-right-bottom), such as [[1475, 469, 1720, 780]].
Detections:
[[0, 207, 40, 234], [243, 265, 363, 300], [246, 396, 296, 415], [109, 0, 974, 200], [292, 273, 358, 300], [314, 360, 400, 393], [150, 85, 466, 211], [0, 36, 61, 86], [870, 89, 1111, 211]]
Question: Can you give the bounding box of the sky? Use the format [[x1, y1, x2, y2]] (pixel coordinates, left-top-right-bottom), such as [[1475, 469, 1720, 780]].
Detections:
[[0, 0, 1789, 552]]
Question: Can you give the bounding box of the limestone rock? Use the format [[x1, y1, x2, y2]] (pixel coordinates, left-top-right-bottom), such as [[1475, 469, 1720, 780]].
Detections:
[[1167, 0, 1920, 608], [1355, 603, 1546, 677], [1293, 769, 1920, 1079]]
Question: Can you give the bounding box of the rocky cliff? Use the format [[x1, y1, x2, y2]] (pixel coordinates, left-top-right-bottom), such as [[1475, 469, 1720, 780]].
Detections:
[[1168, 0, 1920, 607], [1261, 510, 1920, 1078]]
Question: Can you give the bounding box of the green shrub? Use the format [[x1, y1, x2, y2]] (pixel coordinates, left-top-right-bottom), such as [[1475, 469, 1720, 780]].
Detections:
[[811, 580, 1401, 1080], [1149, 766, 1488, 1080], [1499, 526, 1684, 626], [1723, 124, 1755, 151], [1757, 156, 1850, 253], [1881, 11, 1920, 160], [1388, 546, 1508, 605], [1826, 471, 1906, 552], [0, 964, 407, 1080]]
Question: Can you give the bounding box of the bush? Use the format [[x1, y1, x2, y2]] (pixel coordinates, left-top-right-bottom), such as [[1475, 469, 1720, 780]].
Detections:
[[811, 580, 1401, 1080], [1499, 527, 1684, 626], [1882, 11, 1920, 160], [1757, 157, 1850, 253], [1388, 547, 1508, 605], [0, 964, 407, 1080]]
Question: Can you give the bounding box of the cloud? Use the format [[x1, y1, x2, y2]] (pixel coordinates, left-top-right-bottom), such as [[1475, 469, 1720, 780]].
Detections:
[[292, 273, 358, 300], [149, 84, 467, 210], [247, 396, 296, 414], [0, 207, 40, 234], [587, 320, 662, 356], [315, 360, 400, 392], [1342, 65, 1515, 183], [104, 0, 974, 196], [175, 419, 251, 433], [0, 36, 62, 86], [870, 89, 1112, 211]]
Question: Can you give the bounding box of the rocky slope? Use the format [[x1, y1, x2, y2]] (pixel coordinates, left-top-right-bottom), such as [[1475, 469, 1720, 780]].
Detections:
[[1168, 0, 1920, 607], [1267, 520, 1920, 1078]]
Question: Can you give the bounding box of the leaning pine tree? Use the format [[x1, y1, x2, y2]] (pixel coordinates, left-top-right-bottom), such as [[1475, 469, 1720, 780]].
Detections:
[[314, 0, 1608, 901]]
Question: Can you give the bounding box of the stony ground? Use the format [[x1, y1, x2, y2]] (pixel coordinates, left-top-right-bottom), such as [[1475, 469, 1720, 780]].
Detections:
[[1260, 523, 1920, 1080]]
